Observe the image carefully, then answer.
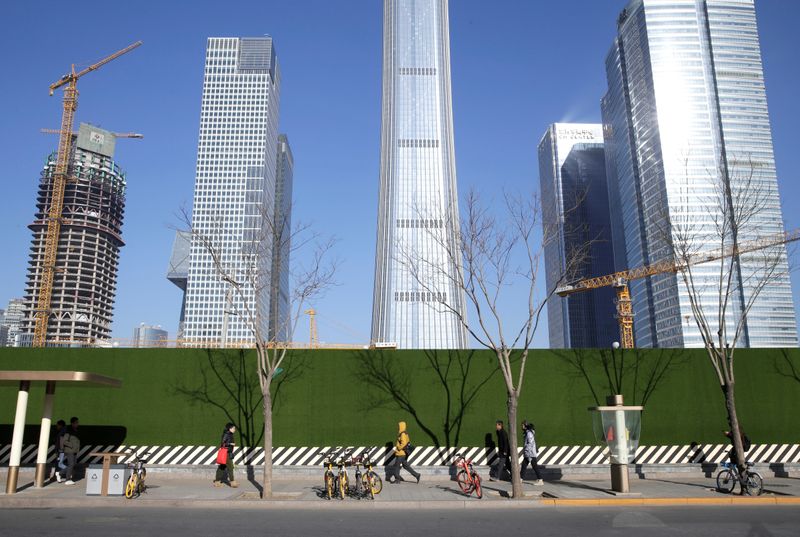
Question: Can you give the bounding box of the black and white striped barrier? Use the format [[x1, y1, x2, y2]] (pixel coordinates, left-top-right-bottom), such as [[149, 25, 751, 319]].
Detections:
[[3, 443, 799, 467]]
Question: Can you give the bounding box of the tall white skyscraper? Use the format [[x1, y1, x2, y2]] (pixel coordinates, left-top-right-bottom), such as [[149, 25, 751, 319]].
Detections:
[[371, 0, 467, 349], [602, 0, 797, 347], [183, 37, 281, 344], [269, 134, 293, 343]]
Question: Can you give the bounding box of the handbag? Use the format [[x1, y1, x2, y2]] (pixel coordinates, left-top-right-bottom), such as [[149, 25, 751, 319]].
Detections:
[[215, 446, 228, 465]]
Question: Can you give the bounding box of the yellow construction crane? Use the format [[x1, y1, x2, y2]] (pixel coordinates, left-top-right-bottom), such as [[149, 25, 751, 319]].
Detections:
[[305, 308, 319, 348], [556, 228, 800, 349], [40, 128, 143, 139], [33, 41, 142, 348]]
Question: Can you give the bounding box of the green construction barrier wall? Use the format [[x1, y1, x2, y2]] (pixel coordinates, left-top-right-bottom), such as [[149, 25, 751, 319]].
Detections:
[[1, 347, 799, 448]]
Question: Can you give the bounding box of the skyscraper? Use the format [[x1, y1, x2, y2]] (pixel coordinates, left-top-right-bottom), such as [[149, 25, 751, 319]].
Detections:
[[539, 124, 618, 348], [601, 0, 798, 347], [182, 37, 281, 345], [19, 124, 127, 346], [269, 134, 293, 342], [371, 0, 467, 349]]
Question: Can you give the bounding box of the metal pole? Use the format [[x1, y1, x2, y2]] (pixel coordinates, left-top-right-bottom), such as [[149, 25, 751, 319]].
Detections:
[[6, 380, 31, 494], [607, 394, 630, 493], [34, 381, 56, 487]]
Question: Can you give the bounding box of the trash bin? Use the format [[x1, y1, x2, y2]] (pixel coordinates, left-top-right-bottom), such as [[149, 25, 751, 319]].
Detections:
[[86, 464, 130, 496]]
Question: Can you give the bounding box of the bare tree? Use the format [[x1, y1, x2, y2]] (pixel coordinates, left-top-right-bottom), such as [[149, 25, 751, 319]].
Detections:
[[355, 349, 497, 448], [556, 347, 686, 407], [664, 157, 792, 486], [180, 205, 337, 498], [398, 189, 589, 498]]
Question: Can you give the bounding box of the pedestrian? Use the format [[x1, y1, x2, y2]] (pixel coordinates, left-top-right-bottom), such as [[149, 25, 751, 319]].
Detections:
[[520, 420, 544, 485], [52, 419, 67, 483], [213, 423, 238, 488], [61, 417, 80, 485], [490, 420, 511, 481], [386, 421, 420, 484]]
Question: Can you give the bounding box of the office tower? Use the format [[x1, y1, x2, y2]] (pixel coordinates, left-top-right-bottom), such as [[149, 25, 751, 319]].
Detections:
[[19, 124, 126, 346], [269, 134, 293, 342], [539, 124, 618, 348], [132, 323, 168, 348], [2, 299, 24, 347], [601, 0, 797, 347], [371, 0, 468, 349], [183, 37, 281, 345]]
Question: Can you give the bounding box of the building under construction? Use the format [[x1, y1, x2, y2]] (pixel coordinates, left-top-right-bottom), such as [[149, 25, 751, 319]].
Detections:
[[19, 123, 127, 346]]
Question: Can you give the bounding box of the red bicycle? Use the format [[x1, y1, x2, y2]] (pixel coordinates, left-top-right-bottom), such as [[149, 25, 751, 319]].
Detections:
[[454, 453, 482, 499]]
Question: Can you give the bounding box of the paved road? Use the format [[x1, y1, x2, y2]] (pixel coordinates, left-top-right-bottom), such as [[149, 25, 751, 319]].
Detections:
[[1, 506, 798, 536]]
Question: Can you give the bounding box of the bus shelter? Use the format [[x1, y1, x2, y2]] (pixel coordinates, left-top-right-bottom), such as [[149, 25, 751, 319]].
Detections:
[[1, 371, 121, 494]]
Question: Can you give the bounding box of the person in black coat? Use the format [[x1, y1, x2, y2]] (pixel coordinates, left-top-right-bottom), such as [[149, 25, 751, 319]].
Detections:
[[490, 420, 512, 481], [213, 423, 238, 488]]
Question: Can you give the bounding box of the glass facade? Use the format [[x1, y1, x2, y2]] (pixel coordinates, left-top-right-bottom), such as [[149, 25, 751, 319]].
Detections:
[[371, 0, 467, 348], [269, 134, 293, 343], [602, 0, 797, 347], [183, 37, 281, 345], [539, 124, 618, 348]]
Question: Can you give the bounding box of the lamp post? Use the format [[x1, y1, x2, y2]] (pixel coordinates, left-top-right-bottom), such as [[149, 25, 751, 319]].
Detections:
[[589, 341, 642, 493]]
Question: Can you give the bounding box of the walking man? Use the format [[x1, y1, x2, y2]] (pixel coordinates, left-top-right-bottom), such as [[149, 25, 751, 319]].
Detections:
[[491, 420, 511, 481], [387, 421, 420, 484], [53, 419, 66, 483], [521, 420, 544, 485]]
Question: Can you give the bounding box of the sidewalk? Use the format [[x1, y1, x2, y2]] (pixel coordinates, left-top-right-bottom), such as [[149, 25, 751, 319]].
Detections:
[[2, 469, 799, 509]]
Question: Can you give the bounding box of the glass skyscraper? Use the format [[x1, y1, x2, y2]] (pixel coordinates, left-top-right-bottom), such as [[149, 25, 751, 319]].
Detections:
[[539, 124, 618, 348], [601, 0, 797, 347], [371, 0, 467, 349], [183, 37, 281, 345]]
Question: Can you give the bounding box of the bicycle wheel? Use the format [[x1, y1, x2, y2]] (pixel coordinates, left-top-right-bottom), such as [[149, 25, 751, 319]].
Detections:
[[324, 472, 334, 500], [362, 474, 374, 500], [472, 472, 482, 499], [744, 472, 763, 496], [367, 471, 382, 496], [716, 469, 736, 494], [338, 473, 348, 499], [124, 474, 138, 499], [456, 469, 472, 494]]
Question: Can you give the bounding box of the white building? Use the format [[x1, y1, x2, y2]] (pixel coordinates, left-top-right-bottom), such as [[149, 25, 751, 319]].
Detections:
[[371, 0, 468, 349], [183, 37, 281, 345]]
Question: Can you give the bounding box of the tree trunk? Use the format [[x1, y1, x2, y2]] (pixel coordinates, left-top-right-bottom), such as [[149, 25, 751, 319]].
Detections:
[[722, 381, 747, 493], [507, 394, 523, 499], [262, 388, 273, 499]]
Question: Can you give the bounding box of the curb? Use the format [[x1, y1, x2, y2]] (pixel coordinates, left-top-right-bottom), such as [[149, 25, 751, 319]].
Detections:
[[1, 496, 798, 510]]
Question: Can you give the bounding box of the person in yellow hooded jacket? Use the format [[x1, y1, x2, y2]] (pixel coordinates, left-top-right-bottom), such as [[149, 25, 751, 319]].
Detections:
[[387, 421, 421, 484]]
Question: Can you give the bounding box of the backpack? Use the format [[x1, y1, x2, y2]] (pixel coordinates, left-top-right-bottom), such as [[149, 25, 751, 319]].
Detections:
[[742, 434, 752, 452], [401, 431, 414, 456]]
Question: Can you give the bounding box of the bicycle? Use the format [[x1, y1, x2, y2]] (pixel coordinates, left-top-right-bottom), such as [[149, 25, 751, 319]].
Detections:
[[124, 449, 150, 499], [716, 460, 763, 496], [453, 453, 482, 499], [320, 449, 341, 500], [351, 447, 383, 500], [334, 449, 353, 500]]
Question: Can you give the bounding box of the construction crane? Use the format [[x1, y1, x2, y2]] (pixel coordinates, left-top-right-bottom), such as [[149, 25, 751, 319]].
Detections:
[[40, 128, 143, 139], [556, 228, 800, 349], [33, 41, 142, 348], [305, 309, 319, 348]]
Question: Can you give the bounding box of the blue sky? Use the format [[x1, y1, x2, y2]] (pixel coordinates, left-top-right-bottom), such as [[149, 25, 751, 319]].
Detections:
[[1, 0, 798, 347]]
